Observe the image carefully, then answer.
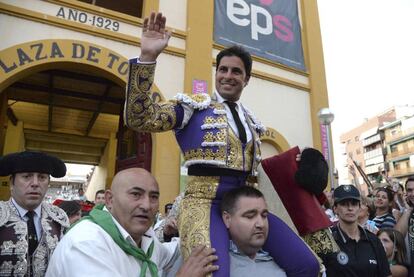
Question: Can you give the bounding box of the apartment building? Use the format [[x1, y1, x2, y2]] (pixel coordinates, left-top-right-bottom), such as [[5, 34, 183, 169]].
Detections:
[[382, 113, 414, 180], [340, 106, 414, 192]]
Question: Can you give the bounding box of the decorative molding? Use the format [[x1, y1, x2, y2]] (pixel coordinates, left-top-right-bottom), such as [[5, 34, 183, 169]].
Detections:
[[0, 3, 186, 58], [0, 2, 310, 90], [44, 0, 187, 39], [212, 59, 310, 92], [213, 43, 309, 77], [251, 69, 310, 92]]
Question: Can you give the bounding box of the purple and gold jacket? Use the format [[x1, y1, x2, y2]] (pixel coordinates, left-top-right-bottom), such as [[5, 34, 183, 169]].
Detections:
[[124, 62, 265, 178], [0, 200, 69, 277]]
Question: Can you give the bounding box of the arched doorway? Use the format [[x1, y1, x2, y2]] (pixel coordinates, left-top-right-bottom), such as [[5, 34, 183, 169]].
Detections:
[[260, 127, 291, 158], [0, 39, 153, 198]]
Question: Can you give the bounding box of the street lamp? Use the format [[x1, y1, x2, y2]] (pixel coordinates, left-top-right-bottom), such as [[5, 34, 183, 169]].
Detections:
[[318, 108, 335, 191]]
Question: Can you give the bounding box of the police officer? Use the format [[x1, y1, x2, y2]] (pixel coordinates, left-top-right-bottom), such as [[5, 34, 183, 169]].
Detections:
[[322, 185, 391, 277]]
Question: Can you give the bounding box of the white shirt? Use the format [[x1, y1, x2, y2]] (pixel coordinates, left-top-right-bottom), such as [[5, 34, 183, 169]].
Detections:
[[179, 91, 253, 142], [229, 240, 287, 277], [164, 240, 287, 277], [46, 210, 179, 277], [11, 198, 42, 239], [214, 92, 253, 142]]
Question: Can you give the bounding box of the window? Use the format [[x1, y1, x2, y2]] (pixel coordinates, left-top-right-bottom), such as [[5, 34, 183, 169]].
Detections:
[[356, 149, 361, 155], [390, 145, 398, 153], [404, 161, 410, 169], [77, 0, 143, 18]]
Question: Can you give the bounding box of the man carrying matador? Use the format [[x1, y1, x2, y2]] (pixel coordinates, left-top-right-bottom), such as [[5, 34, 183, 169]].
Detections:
[[124, 12, 320, 277]]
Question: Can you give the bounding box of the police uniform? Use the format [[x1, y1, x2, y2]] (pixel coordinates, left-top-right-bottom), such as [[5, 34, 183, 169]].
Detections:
[[321, 224, 391, 277], [321, 185, 391, 277]]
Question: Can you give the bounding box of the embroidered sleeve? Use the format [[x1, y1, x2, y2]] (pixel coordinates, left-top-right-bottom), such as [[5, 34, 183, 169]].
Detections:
[[124, 62, 181, 132], [0, 201, 10, 227], [44, 204, 70, 228]]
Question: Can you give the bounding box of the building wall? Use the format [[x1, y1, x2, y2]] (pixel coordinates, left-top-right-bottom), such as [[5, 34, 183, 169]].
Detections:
[[384, 116, 414, 180], [340, 117, 380, 183], [0, 0, 330, 206]]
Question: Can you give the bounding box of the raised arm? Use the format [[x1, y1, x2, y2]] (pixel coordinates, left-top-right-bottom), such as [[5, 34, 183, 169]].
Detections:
[[124, 12, 180, 133], [394, 198, 413, 236], [140, 12, 171, 62]]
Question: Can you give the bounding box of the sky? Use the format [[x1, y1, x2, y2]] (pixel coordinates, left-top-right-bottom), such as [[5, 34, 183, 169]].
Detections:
[[317, 0, 414, 181]]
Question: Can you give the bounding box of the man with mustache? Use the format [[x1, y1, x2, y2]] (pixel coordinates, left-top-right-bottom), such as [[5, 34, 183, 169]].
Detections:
[[124, 11, 320, 277], [46, 167, 218, 277], [0, 151, 69, 276]]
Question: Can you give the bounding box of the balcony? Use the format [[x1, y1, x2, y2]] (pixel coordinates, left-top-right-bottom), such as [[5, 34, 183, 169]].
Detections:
[[365, 162, 385, 175], [385, 128, 414, 144], [389, 167, 414, 178], [388, 144, 414, 159], [362, 133, 382, 147], [364, 148, 384, 160], [365, 155, 385, 166]]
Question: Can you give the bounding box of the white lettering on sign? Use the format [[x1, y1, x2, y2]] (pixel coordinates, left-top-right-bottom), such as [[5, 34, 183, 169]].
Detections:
[[251, 4, 272, 40], [226, 0, 293, 42], [56, 7, 120, 32]]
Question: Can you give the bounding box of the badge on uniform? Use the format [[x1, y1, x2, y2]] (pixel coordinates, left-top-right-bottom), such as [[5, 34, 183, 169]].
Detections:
[[337, 251, 349, 265]]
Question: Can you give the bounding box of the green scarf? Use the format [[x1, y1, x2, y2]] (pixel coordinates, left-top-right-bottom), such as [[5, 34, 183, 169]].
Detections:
[[78, 205, 158, 277]]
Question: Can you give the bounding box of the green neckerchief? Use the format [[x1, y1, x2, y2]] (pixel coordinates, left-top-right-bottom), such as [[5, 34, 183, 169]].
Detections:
[[76, 205, 158, 277]]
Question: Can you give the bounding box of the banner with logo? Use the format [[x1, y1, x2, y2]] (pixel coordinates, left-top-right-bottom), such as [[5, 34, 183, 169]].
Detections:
[[214, 0, 305, 71]]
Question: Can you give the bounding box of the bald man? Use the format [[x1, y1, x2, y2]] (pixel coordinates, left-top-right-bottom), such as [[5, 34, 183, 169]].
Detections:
[[46, 168, 218, 277]]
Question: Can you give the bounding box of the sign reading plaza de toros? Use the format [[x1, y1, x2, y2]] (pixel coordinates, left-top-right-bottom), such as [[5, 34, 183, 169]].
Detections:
[[0, 40, 129, 85]]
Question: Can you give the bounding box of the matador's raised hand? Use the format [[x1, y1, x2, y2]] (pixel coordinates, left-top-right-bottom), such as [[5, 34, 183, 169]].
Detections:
[[140, 12, 172, 62]]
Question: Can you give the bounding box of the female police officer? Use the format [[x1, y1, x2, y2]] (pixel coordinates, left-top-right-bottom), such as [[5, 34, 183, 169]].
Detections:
[[322, 185, 391, 277]]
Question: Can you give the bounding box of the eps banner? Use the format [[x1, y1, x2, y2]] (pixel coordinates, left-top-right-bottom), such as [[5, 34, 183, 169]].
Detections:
[[214, 0, 305, 71]]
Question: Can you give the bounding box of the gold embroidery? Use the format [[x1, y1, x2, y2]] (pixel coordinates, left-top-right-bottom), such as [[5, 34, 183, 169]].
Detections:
[[178, 176, 220, 268], [303, 229, 339, 255], [203, 132, 214, 143], [191, 94, 210, 104], [226, 128, 255, 171], [203, 129, 226, 143], [204, 116, 215, 125], [125, 63, 177, 132], [203, 116, 227, 125], [183, 147, 226, 162], [227, 129, 243, 169], [244, 142, 254, 172]]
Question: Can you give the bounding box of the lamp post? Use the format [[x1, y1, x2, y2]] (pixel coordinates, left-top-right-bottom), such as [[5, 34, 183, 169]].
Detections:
[[318, 108, 335, 191]]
